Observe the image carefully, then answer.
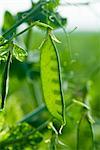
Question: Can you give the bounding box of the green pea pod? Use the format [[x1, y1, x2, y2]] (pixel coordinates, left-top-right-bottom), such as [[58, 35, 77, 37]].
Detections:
[[40, 33, 65, 125], [1, 51, 12, 109], [77, 114, 94, 150]]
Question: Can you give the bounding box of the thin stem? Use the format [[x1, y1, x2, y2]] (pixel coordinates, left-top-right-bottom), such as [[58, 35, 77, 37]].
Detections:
[[60, 2, 90, 6], [0, 22, 37, 47], [19, 104, 46, 123], [0, 21, 52, 47], [2, 1, 46, 39]]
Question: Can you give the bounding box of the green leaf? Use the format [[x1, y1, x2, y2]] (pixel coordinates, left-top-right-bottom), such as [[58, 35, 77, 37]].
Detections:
[[44, 0, 60, 11], [40, 33, 65, 125], [13, 44, 27, 62], [77, 114, 94, 150], [0, 36, 5, 44], [42, 8, 67, 29], [1, 52, 12, 109], [0, 122, 43, 149], [2, 11, 16, 33], [0, 36, 9, 60]]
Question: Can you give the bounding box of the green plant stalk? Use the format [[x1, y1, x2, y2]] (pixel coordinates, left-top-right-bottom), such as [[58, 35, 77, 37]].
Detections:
[[15, 21, 53, 38], [0, 21, 53, 47], [19, 101, 74, 126], [20, 104, 46, 123], [2, 1, 46, 39]]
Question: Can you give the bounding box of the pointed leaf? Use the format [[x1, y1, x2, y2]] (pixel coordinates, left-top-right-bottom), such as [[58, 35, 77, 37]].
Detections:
[[13, 44, 27, 62], [2, 11, 15, 33], [40, 33, 65, 125]]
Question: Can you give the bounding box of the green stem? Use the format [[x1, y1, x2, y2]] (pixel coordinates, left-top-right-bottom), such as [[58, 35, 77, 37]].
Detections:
[[0, 21, 52, 47], [0, 22, 37, 47], [2, 1, 46, 39], [19, 104, 46, 123]]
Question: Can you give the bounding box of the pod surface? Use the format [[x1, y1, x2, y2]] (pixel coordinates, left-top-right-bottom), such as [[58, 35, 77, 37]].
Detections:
[[40, 34, 65, 124]]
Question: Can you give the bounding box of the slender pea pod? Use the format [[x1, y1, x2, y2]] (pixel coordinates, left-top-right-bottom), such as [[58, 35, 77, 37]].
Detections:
[[1, 51, 12, 109], [0, 38, 27, 108], [77, 113, 94, 150], [40, 32, 66, 125]]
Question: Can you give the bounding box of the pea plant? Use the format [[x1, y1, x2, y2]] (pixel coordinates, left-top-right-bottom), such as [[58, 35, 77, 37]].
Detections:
[[0, 0, 97, 149]]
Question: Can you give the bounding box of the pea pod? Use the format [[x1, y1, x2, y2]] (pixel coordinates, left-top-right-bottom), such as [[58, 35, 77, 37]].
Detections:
[[77, 114, 94, 150], [1, 51, 12, 109], [40, 33, 65, 125]]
